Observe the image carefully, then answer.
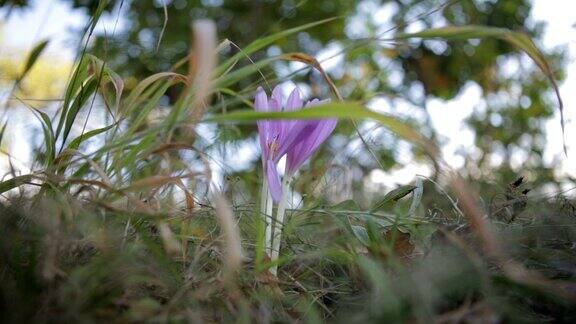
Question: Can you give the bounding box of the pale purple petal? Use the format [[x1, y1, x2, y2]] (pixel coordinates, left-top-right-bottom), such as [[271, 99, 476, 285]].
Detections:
[[268, 98, 281, 112], [272, 86, 284, 103], [286, 118, 337, 175], [286, 88, 303, 111], [284, 98, 334, 172], [305, 98, 329, 107], [266, 159, 283, 202], [277, 88, 302, 143], [269, 86, 284, 111], [257, 121, 269, 159], [274, 120, 317, 162], [255, 87, 271, 159], [305, 98, 320, 107], [254, 87, 269, 112]]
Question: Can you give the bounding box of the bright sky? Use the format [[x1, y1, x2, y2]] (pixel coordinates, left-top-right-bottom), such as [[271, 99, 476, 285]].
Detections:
[[0, 0, 574, 190]]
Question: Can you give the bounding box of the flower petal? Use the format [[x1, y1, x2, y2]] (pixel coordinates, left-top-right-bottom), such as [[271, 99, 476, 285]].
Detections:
[[275, 87, 303, 144], [254, 87, 269, 112], [305, 98, 329, 107], [266, 159, 283, 202], [286, 118, 337, 175], [286, 87, 303, 111], [255, 87, 271, 159], [269, 85, 284, 111], [275, 119, 316, 162]]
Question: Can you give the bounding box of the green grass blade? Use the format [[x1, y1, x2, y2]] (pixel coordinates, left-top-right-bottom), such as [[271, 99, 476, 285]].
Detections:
[[60, 76, 99, 149], [0, 122, 7, 147], [56, 58, 92, 141], [216, 17, 337, 76], [67, 123, 117, 151], [205, 102, 438, 158], [123, 72, 186, 116], [17, 39, 49, 83], [215, 56, 277, 89], [32, 108, 56, 164], [85, 54, 124, 110], [0, 174, 34, 194]]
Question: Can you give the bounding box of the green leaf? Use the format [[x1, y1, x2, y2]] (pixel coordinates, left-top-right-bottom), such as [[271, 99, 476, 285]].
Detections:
[[351, 225, 370, 246], [0, 174, 34, 194], [0, 122, 7, 146], [56, 0, 113, 140], [408, 178, 424, 216], [18, 39, 49, 82], [56, 57, 92, 140], [215, 57, 276, 89], [85, 54, 124, 110], [31, 108, 56, 164], [126, 81, 173, 136], [359, 214, 395, 228], [330, 199, 360, 211], [61, 76, 99, 149], [124, 72, 186, 116], [371, 185, 417, 211], [68, 123, 116, 151], [395, 25, 512, 40], [113, 131, 157, 177]]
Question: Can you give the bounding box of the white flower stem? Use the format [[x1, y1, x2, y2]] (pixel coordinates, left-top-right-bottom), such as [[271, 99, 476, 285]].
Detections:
[[269, 176, 292, 276], [261, 179, 273, 261]]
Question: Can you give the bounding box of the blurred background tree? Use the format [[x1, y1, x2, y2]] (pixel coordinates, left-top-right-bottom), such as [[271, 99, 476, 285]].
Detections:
[[0, 0, 570, 202]]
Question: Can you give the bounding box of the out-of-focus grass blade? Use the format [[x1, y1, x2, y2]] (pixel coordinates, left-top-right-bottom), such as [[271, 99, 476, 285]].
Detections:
[[0, 122, 7, 147], [61, 76, 99, 149], [396, 25, 512, 39], [26, 107, 56, 165], [86, 54, 124, 110], [0, 174, 34, 194], [17, 39, 49, 83], [281, 52, 343, 100], [187, 20, 218, 127], [125, 81, 173, 136], [215, 57, 276, 90], [114, 132, 157, 176], [124, 72, 187, 115], [111, 75, 179, 175], [205, 102, 439, 159], [67, 123, 116, 151], [217, 17, 336, 76], [56, 58, 92, 141], [395, 25, 566, 154], [55, 0, 108, 141]]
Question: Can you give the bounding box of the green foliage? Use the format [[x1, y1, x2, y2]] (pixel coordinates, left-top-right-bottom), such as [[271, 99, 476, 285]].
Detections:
[[1, 181, 574, 322], [17, 39, 49, 84]]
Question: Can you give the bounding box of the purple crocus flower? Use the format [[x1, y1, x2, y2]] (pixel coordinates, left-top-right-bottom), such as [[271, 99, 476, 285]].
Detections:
[[254, 86, 316, 201]]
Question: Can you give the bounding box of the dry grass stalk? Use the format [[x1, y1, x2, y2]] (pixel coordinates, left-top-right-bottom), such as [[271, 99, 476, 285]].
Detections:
[[188, 20, 217, 127], [213, 192, 243, 284]]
